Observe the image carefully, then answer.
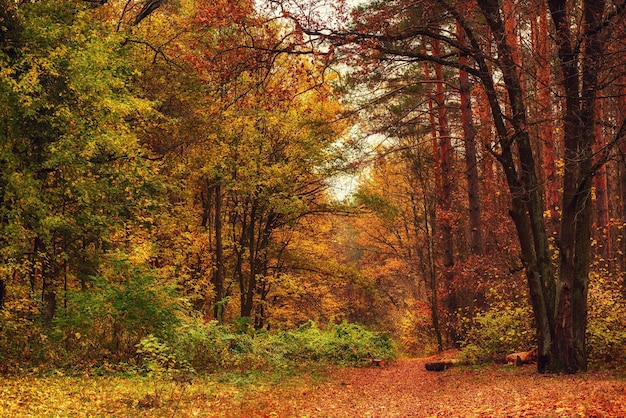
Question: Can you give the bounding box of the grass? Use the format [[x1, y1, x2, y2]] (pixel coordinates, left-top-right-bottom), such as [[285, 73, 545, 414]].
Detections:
[[0, 366, 331, 418], [0, 321, 397, 416]]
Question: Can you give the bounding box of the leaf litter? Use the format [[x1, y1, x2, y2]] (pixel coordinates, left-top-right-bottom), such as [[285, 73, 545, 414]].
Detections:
[[293, 357, 626, 418], [0, 357, 624, 417]]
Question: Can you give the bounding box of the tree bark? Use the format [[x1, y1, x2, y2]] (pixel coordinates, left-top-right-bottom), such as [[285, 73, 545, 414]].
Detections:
[[212, 182, 226, 322], [534, 1, 558, 234], [457, 22, 483, 256], [475, 0, 556, 372], [593, 99, 611, 269], [432, 35, 457, 346], [620, 84, 626, 278], [242, 198, 257, 318], [422, 49, 444, 350]]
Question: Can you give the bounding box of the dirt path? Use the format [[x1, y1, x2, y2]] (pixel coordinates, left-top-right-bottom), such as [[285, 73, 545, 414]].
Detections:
[[280, 357, 626, 417], [1, 358, 623, 417]]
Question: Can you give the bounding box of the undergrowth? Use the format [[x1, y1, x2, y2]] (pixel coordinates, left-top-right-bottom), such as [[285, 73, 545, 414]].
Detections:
[[171, 319, 396, 374]]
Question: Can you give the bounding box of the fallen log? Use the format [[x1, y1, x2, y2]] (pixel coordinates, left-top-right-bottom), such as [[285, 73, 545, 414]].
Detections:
[[352, 346, 386, 367], [505, 349, 537, 366], [424, 359, 459, 372]]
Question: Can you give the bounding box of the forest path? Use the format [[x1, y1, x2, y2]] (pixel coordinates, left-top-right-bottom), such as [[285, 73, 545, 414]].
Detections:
[[278, 356, 626, 417]]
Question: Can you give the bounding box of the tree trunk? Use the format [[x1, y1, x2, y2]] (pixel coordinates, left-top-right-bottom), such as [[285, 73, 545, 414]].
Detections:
[[232, 197, 250, 318], [426, 203, 444, 352], [422, 48, 444, 350], [534, 1, 558, 234], [617, 96, 626, 280], [0, 279, 5, 309], [423, 48, 440, 199], [620, 85, 626, 278], [457, 22, 483, 256], [549, 0, 605, 374], [475, 0, 556, 372], [593, 99, 611, 269], [432, 35, 457, 345], [212, 182, 226, 322], [242, 199, 257, 318]]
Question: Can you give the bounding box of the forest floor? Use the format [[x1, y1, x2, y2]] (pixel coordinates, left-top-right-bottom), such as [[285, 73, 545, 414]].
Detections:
[[288, 355, 626, 417], [1, 354, 625, 417]]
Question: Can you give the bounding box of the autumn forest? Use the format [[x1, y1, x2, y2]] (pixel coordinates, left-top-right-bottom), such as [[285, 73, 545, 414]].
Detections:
[[2, 0, 626, 402]]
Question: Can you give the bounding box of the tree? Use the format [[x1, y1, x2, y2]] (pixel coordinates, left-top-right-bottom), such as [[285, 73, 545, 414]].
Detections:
[[271, 0, 626, 372], [104, 0, 352, 328], [0, 1, 161, 326], [353, 138, 445, 352]]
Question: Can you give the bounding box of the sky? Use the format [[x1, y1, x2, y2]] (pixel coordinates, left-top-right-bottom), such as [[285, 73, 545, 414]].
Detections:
[[254, 0, 375, 201]]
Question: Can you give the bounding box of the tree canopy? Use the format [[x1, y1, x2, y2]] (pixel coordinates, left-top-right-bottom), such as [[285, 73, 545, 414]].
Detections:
[[1, 0, 625, 375]]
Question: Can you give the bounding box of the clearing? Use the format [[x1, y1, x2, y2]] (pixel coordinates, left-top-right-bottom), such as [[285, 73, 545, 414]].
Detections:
[[1, 356, 625, 417]]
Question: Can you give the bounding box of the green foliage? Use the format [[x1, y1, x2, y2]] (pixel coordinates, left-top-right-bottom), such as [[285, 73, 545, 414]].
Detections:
[[586, 272, 626, 366], [172, 319, 396, 373], [50, 265, 180, 366], [134, 335, 194, 411], [0, 0, 161, 318], [0, 298, 49, 372], [233, 316, 253, 334], [354, 191, 400, 220], [136, 335, 192, 375], [459, 294, 535, 363]]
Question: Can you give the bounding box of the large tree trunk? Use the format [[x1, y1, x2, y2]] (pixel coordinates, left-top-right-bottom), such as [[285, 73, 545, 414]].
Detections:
[[533, 2, 558, 234], [473, 0, 564, 373], [548, 0, 605, 374], [457, 22, 483, 256], [422, 55, 444, 351], [432, 35, 457, 346], [470, 0, 606, 373], [593, 100, 611, 269]]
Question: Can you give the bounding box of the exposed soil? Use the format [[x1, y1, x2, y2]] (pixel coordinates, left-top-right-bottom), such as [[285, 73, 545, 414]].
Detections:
[[275, 356, 626, 417]]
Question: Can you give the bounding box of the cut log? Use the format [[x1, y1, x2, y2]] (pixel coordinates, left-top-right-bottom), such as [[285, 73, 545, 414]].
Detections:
[[505, 349, 537, 366], [425, 360, 457, 372]]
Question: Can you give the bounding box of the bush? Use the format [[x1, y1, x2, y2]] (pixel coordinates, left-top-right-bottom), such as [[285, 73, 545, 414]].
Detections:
[[587, 272, 626, 366], [172, 319, 396, 373], [313, 321, 396, 364], [459, 297, 535, 364], [0, 298, 49, 372], [172, 318, 255, 371], [51, 266, 180, 367], [136, 334, 192, 375]]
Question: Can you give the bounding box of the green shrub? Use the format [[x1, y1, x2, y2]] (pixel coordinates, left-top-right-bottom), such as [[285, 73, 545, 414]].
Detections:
[[0, 298, 49, 371], [587, 272, 626, 366], [172, 319, 396, 373], [300, 321, 395, 364], [173, 318, 259, 371], [51, 266, 180, 366], [136, 334, 192, 375], [460, 298, 535, 364]]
